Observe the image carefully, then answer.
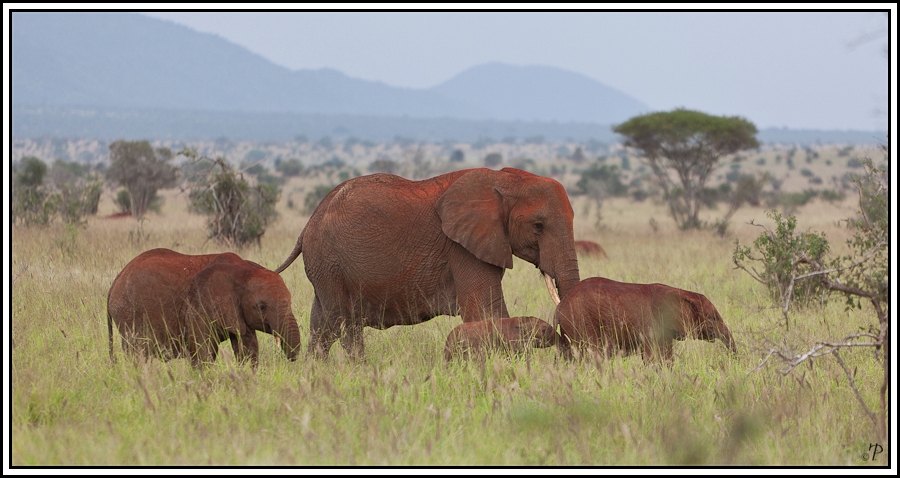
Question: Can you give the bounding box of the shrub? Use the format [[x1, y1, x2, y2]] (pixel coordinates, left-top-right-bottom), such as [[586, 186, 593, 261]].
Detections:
[[186, 155, 280, 249], [733, 210, 830, 311], [820, 189, 846, 203], [13, 157, 102, 227], [369, 159, 399, 175], [483, 153, 503, 168], [275, 158, 304, 177], [847, 158, 864, 168]]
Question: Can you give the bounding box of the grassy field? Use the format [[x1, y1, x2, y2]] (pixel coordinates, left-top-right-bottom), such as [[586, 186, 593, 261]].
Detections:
[[9, 173, 889, 467]]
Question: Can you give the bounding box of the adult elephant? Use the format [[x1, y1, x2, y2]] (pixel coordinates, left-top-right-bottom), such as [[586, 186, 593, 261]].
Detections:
[[107, 248, 302, 368], [275, 167, 581, 360]]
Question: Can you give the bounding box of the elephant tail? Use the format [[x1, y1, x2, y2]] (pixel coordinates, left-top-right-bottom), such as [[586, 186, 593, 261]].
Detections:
[[275, 230, 304, 274]]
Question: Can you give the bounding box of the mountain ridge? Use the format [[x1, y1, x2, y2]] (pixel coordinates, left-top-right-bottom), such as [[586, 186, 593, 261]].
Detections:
[[12, 12, 647, 124]]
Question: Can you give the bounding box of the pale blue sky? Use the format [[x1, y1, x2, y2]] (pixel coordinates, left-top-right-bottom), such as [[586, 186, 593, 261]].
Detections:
[[142, 9, 892, 132]]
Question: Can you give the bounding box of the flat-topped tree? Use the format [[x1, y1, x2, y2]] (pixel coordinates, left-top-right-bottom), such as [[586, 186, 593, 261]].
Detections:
[[614, 108, 759, 229]]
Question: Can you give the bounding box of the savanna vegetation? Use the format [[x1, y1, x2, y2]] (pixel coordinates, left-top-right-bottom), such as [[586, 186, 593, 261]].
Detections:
[[10, 137, 890, 466]]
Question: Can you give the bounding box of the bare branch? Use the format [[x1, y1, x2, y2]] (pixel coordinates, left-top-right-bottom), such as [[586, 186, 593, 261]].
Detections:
[[832, 349, 878, 427], [758, 332, 885, 376]]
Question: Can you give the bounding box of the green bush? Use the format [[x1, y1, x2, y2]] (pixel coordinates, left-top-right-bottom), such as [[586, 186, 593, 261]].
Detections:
[[733, 210, 830, 310], [369, 159, 399, 174], [483, 153, 503, 168], [575, 164, 627, 198], [275, 158, 304, 177], [819, 189, 846, 203], [13, 157, 103, 227]]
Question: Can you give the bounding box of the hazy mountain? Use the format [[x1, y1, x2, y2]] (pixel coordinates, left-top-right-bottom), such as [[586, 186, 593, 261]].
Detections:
[[12, 12, 883, 144], [11, 12, 484, 118], [12, 12, 645, 124], [430, 63, 650, 124]]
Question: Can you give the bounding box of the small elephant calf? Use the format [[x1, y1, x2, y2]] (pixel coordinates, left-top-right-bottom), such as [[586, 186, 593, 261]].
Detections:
[[444, 316, 560, 361], [554, 277, 737, 363], [107, 248, 303, 368]]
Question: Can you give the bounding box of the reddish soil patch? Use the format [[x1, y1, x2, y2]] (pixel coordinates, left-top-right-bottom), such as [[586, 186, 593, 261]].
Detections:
[[104, 212, 132, 220]]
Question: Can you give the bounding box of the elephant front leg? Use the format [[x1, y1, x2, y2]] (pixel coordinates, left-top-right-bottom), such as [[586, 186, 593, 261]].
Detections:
[[452, 259, 509, 322], [640, 338, 674, 365], [189, 339, 220, 368], [230, 331, 260, 367]]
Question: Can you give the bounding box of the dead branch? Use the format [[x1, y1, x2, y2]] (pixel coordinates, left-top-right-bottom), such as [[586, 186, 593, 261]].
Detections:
[[832, 349, 878, 428]]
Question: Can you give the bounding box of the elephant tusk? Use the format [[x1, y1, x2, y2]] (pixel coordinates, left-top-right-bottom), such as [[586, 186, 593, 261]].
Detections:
[[544, 272, 561, 306]]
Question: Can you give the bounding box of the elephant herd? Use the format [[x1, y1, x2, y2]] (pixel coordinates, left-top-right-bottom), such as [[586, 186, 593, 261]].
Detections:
[[106, 167, 737, 368]]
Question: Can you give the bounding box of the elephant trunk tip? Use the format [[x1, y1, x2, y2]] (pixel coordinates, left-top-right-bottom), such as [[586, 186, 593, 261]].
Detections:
[[721, 334, 737, 355]]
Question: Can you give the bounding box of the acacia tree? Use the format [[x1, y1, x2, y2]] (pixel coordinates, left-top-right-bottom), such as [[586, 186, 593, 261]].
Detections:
[[614, 109, 760, 229], [106, 140, 178, 219]]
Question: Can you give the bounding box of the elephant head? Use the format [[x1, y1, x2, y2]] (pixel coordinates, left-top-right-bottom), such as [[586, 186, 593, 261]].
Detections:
[[187, 254, 302, 365], [510, 316, 560, 349], [677, 291, 737, 354], [436, 168, 581, 305], [444, 316, 562, 361]]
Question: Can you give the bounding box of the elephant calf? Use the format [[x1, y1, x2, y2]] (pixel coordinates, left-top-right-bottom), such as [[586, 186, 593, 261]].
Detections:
[[107, 248, 303, 368], [554, 277, 737, 364], [444, 316, 560, 361]]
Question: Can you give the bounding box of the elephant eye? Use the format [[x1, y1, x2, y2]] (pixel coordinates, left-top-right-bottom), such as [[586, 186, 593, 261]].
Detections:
[[534, 222, 544, 234], [258, 302, 268, 312]]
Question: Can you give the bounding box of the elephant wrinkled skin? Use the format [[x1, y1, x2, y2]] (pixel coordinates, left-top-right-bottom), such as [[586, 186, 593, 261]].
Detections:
[[276, 168, 581, 360], [554, 277, 737, 363], [443, 316, 561, 361], [107, 248, 302, 367]]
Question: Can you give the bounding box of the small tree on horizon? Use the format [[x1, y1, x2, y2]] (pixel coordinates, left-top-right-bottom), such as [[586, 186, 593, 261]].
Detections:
[[106, 140, 178, 219], [614, 108, 760, 229]]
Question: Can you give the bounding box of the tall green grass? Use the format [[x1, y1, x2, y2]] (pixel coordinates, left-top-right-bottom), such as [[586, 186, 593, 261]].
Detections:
[[10, 189, 887, 466]]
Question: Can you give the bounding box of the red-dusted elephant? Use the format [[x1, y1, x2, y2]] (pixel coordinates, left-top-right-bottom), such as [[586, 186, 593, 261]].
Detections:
[[574, 240, 608, 259], [554, 277, 737, 363], [107, 248, 302, 368], [443, 316, 561, 361], [275, 168, 581, 360]]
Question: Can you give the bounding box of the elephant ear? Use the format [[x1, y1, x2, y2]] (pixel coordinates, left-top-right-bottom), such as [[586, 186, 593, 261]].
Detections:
[[187, 260, 244, 336], [436, 169, 513, 269]]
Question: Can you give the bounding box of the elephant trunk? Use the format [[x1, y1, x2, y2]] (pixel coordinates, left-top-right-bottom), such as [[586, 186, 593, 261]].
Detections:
[[546, 253, 580, 305], [542, 250, 579, 330], [714, 323, 738, 354], [274, 313, 303, 360]]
